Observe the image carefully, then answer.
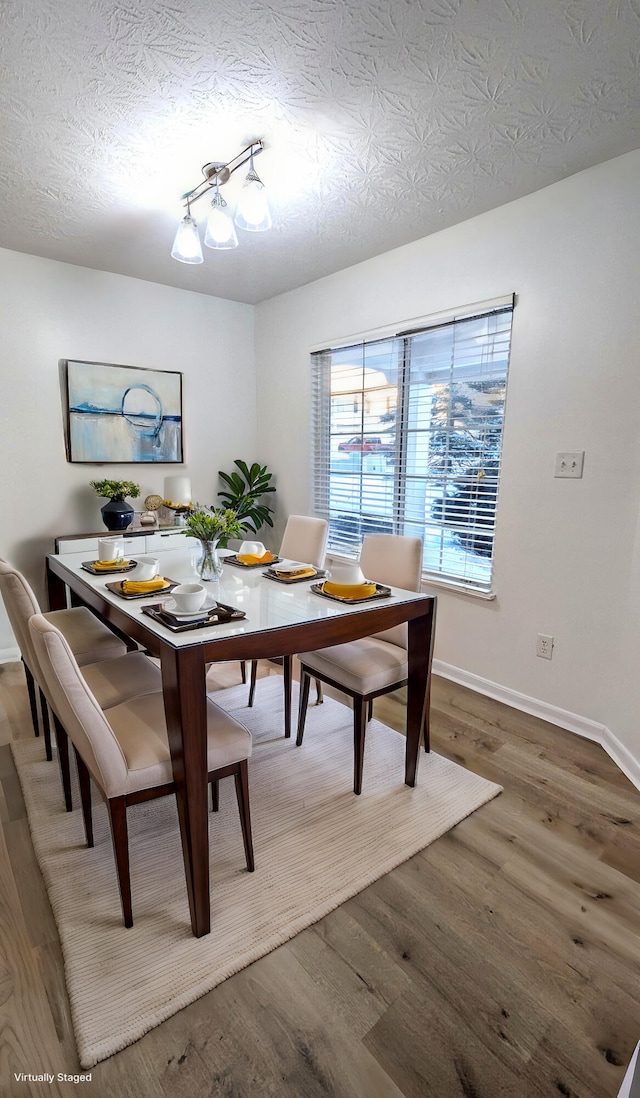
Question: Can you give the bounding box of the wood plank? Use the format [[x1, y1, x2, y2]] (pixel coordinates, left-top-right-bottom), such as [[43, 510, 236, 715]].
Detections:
[[4, 818, 59, 948], [0, 821, 70, 1097]]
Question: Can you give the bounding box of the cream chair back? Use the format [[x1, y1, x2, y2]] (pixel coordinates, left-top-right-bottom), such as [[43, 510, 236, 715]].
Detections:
[[0, 558, 44, 678], [359, 534, 423, 648], [29, 615, 129, 798], [279, 515, 329, 569]]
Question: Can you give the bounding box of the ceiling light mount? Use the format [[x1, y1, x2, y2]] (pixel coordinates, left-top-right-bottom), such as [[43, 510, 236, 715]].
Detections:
[[172, 140, 271, 263]]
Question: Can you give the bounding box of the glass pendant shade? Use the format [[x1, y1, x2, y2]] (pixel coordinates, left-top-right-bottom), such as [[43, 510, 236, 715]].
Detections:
[[171, 214, 203, 263], [204, 192, 238, 250], [234, 169, 272, 232]]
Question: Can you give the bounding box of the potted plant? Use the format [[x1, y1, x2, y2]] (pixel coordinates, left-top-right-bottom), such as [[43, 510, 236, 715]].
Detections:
[[184, 507, 243, 580], [90, 479, 141, 531], [217, 460, 275, 537]]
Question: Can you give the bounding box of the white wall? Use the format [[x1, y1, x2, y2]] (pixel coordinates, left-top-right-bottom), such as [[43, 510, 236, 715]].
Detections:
[[0, 249, 255, 656], [254, 151, 640, 772]]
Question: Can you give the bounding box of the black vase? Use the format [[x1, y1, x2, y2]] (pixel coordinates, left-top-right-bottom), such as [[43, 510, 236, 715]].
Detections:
[[101, 498, 134, 531]]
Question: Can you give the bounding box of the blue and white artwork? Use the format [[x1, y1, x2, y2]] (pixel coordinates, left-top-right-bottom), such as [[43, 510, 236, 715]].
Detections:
[[66, 360, 183, 463]]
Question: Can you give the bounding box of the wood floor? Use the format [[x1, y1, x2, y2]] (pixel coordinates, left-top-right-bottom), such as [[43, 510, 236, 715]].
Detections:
[[1, 657, 639, 1098]]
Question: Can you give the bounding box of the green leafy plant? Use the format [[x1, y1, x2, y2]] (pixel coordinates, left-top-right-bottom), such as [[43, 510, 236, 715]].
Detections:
[[183, 507, 243, 544], [90, 479, 141, 501], [217, 460, 276, 535]]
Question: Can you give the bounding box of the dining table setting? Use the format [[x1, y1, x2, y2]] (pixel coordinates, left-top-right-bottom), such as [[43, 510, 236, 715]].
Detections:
[[46, 540, 437, 938]]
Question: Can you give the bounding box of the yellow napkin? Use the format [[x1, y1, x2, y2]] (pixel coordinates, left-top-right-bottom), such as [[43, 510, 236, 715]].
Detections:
[[120, 577, 168, 594], [93, 559, 130, 570], [323, 581, 377, 599], [237, 551, 275, 565], [274, 566, 316, 579]]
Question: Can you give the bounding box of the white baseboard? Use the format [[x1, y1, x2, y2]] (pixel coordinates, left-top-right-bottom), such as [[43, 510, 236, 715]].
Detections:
[[0, 646, 20, 665], [433, 659, 640, 794]]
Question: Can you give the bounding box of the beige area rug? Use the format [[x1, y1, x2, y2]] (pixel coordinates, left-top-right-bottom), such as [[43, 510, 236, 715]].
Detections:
[[12, 677, 501, 1069]]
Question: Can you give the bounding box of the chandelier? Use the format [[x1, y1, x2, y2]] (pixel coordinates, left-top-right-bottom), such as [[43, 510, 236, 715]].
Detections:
[[171, 140, 271, 263]]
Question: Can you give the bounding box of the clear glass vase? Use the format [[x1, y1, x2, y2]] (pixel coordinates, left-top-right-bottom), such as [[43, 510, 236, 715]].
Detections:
[[197, 538, 222, 581]]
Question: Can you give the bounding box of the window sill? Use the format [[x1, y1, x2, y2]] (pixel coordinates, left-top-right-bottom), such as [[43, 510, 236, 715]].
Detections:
[[421, 575, 496, 600], [327, 553, 496, 601]]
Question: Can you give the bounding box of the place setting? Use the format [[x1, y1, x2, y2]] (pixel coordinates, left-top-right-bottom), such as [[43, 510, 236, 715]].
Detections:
[[263, 559, 327, 584], [81, 535, 137, 575], [103, 554, 179, 599], [223, 539, 282, 569], [142, 581, 245, 631], [310, 562, 391, 603]]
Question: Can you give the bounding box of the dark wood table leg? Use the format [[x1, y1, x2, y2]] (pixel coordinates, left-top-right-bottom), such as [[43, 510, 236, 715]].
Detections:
[[46, 559, 67, 611], [161, 646, 210, 937], [405, 600, 437, 787]]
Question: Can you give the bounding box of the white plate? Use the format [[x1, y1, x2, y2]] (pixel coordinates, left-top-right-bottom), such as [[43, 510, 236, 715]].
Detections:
[[163, 595, 217, 619], [274, 559, 312, 574]]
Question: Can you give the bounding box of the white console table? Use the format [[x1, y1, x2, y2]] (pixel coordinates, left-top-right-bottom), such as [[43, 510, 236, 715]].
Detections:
[[54, 527, 190, 557]]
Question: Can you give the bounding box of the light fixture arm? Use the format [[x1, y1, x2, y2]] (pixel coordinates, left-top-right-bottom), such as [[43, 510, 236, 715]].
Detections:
[[180, 140, 264, 209]]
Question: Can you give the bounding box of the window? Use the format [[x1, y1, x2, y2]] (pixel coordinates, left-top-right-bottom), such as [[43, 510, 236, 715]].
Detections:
[[311, 297, 514, 593]]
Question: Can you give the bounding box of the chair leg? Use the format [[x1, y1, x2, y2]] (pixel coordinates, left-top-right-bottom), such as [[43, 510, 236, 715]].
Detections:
[[74, 747, 94, 848], [353, 696, 368, 795], [315, 679, 323, 704], [240, 660, 247, 684], [233, 760, 255, 872], [283, 655, 292, 738], [107, 795, 133, 928], [38, 688, 53, 761], [367, 698, 374, 722], [210, 780, 219, 812], [423, 676, 431, 752], [296, 670, 312, 746], [53, 714, 73, 812], [248, 660, 258, 707], [23, 660, 39, 738]]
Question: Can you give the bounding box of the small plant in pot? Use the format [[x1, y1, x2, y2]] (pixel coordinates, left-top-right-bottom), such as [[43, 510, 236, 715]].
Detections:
[[90, 479, 141, 531]]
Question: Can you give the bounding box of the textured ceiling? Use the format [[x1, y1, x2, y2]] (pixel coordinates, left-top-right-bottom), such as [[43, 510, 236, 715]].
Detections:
[[1, 0, 639, 305]]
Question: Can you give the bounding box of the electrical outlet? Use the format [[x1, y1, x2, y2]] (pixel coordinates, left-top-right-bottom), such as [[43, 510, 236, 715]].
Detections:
[[536, 634, 554, 659]]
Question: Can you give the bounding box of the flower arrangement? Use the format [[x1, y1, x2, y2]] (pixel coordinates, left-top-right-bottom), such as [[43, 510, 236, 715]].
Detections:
[[90, 479, 141, 501], [183, 507, 243, 544], [184, 507, 243, 580]]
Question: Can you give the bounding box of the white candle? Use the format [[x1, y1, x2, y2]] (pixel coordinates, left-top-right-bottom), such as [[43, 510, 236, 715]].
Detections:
[[163, 475, 192, 506]]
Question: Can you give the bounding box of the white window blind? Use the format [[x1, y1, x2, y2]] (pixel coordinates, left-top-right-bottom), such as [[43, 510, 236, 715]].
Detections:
[[311, 297, 515, 593]]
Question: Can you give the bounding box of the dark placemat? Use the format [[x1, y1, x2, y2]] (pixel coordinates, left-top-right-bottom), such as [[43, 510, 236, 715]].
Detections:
[[263, 568, 328, 585], [310, 582, 392, 604], [223, 554, 282, 569], [82, 560, 137, 575], [105, 578, 179, 600], [142, 601, 245, 632]]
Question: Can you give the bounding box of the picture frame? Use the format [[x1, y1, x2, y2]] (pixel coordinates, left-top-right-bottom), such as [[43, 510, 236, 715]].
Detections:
[[63, 359, 184, 464]]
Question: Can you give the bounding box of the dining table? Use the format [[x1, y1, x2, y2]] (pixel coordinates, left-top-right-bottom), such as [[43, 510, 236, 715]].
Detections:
[[46, 544, 437, 938]]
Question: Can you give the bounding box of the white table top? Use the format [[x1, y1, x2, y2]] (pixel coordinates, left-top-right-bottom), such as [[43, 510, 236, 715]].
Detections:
[[48, 547, 432, 650]]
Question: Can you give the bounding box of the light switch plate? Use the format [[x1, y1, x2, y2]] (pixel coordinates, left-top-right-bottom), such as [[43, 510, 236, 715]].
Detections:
[[554, 451, 584, 478]]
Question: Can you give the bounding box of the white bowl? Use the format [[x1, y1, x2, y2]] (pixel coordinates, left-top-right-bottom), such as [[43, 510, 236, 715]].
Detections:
[[171, 582, 207, 613], [239, 540, 266, 557], [328, 562, 365, 585], [128, 555, 160, 581]]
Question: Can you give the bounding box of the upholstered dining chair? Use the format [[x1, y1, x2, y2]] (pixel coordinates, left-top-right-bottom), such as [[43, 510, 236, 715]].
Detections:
[[0, 557, 128, 761], [246, 514, 329, 737], [295, 533, 424, 794], [30, 614, 254, 928]]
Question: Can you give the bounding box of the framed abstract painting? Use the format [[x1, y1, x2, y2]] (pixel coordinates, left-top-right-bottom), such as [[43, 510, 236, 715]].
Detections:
[[64, 360, 184, 464]]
